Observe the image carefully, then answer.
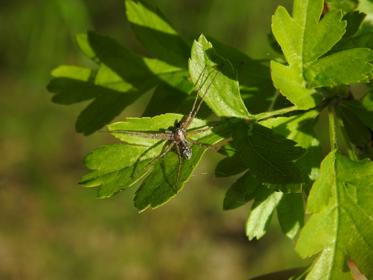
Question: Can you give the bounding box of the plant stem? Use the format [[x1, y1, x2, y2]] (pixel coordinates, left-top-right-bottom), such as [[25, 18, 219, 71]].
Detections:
[[253, 106, 300, 121], [328, 103, 338, 150]]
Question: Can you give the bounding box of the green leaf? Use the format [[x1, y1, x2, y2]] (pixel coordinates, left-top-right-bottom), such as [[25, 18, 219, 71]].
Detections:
[[48, 32, 191, 134], [207, 37, 277, 114], [359, 0, 373, 23], [337, 101, 371, 147], [328, 0, 358, 13], [260, 110, 322, 181], [82, 113, 223, 209], [343, 98, 373, 131], [232, 122, 305, 184], [134, 131, 222, 211], [215, 154, 247, 177], [47, 65, 141, 135], [125, 0, 190, 67], [305, 48, 373, 87], [271, 0, 346, 108], [134, 144, 204, 211], [296, 151, 373, 279], [189, 34, 251, 119], [79, 144, 158, 198], [223, 171, 261, 210], [246, 188, 283, 240], [108, 113, 209, 146], [277, 193, 304, 239]]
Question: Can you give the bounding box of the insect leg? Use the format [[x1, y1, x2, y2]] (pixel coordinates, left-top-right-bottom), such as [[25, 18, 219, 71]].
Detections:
[[174, 143, 183, 189], [190, 69, 219, 122], [131, 140, 167, 177], [180, 67, 214, 128]]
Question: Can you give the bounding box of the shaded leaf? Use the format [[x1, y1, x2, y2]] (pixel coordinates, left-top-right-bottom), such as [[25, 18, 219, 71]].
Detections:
[[223, 171, 261, 210], [125, 0, 190, 67], [47, 65, 142, 135], [277, 193, 305, 239], [232, 122, 305, 184], [215, 154, 247, 177]]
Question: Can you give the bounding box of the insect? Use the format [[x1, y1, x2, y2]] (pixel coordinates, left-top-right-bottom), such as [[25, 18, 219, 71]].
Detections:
[[108, 67, 219, 184]]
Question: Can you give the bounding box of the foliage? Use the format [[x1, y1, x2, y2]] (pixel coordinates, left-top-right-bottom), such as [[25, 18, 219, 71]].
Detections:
[[48, 0, 373, 279]]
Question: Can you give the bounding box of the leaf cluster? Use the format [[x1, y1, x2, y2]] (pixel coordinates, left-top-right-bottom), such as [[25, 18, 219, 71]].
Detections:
[[48, 0, 373, 279]]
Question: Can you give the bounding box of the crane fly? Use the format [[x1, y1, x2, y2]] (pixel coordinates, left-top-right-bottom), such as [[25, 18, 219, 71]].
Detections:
[[107, 67, 219, 185]]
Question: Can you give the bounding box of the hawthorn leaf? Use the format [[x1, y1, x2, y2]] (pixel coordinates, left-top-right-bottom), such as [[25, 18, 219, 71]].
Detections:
[[336, 32, 373, 51], [277, 193, 304, 239], [328, 0, 358, 13], [47, 65, 141, 135], [260, 110, 322, 181], [189, 34, 251, 119], [246, 188, 283, 240], [271, 0, 353, 109], [343, 97, 373, 131], [134, 132, 223, 211], [207, 37, 277, 114], [296, 151, 373, 279], [359, 0, 373, 23], [337, 101, 371, 147], [125, 0, 190, 68], [215, 154, 247, 178], [108, 113, 210, 146], [79, 144, 159, 198], [341, 11, 366, 40], [223, 171, 261, 210], [232, 122, 305, 184], [48, 32, 190, 134], [305, 48, 373, 87]]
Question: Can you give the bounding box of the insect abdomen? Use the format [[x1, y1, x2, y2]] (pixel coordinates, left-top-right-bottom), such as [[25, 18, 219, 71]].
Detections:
[[180, 141, 192, 160]]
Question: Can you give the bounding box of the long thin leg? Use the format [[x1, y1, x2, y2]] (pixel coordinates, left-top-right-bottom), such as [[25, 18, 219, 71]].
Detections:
[[174, 144, 183, 189], [108, 130, 174, 140], [190, 70, 218, 122], [181, 69, 219, 129], [180, 67, 214, 129], [186, 125, 212, 135], [131, 140, 167, 177], [187, 137, 232, 152]]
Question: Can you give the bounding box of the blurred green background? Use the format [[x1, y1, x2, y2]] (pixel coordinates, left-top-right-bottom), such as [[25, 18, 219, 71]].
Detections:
[[0, 0, 307, 279]]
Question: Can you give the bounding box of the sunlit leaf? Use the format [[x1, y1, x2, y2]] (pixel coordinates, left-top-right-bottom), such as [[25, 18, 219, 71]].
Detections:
[[246, 188, 283, 240], [271, 0, 373, 109], [296, 151, 373, 279], [189, 34, 251, 119]]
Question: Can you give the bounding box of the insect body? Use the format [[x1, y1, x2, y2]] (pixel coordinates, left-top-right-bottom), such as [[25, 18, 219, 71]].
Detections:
[[172, 125, 192, 160], [108, 67, 218, 184]]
